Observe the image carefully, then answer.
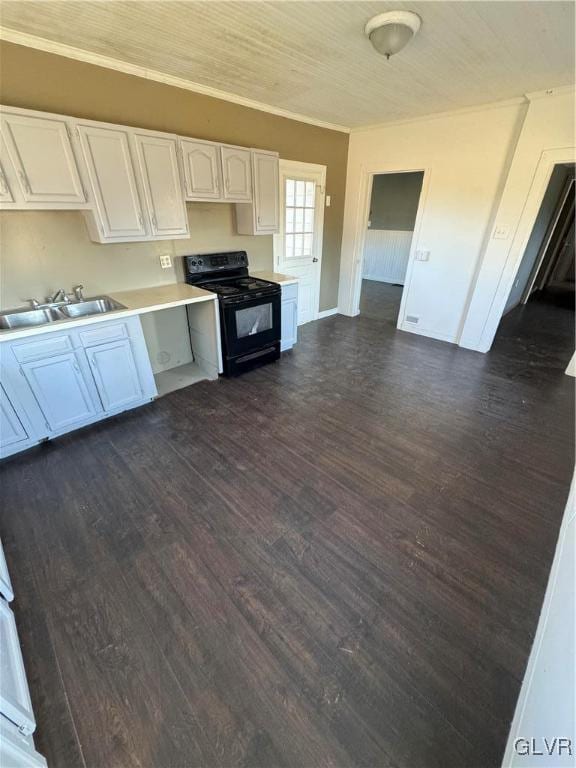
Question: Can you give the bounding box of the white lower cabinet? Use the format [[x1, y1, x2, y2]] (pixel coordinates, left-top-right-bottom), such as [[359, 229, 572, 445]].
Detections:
[[21, 351, 99, 432], [0, 316, 157, 459], [86, 338, 142, 411], [281, 283, 298, 351], [0, 539, 47, 767]]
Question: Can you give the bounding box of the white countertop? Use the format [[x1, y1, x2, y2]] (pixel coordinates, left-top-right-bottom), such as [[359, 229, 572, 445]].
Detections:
[[0, 283, 215, 342], [252, 271, 299, 286]]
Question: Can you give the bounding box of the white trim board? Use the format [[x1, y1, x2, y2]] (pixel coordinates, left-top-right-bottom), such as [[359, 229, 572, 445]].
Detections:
[[317, 308, 339, 319], [0, 26, 350, 134]]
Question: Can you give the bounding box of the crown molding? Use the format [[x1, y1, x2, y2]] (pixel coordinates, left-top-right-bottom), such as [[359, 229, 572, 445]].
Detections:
[[350, 95, 530, 134], [0, 26, 351, 134]]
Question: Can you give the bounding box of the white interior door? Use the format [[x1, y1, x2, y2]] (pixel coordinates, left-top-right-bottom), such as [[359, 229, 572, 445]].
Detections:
[[274, 160, 325, 325]]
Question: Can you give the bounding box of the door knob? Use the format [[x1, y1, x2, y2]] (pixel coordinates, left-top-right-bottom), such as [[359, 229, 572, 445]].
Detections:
[[312, 257, 319, 263]]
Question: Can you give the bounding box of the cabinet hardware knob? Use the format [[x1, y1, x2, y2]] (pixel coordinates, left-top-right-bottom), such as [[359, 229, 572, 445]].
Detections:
[[18, 170, 31, 195]]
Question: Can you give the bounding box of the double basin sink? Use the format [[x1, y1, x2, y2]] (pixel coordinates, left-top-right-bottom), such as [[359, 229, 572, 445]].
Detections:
[[0, 296, 126, 330]]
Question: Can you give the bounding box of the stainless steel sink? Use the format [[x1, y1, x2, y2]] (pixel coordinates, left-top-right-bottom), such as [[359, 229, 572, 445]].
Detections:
[[0, 296, 126, 330], [59, 296, 125, 318], [0, 307, 65, 330]]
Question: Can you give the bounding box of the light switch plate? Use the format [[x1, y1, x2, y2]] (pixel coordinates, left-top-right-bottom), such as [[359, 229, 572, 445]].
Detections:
[[415, 250, 430, 262], [326, 195, 331, 207], [159, 254, 172, 269]]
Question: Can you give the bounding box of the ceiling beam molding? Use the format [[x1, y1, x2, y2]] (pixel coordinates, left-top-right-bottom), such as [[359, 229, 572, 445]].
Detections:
[[0, 26, 351, 134]]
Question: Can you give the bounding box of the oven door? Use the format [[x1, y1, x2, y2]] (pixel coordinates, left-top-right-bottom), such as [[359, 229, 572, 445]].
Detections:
[[221, 291, 281, 358]]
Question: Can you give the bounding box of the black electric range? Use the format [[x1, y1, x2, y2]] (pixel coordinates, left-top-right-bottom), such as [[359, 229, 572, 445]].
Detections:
[[184, 251, 281, 376]]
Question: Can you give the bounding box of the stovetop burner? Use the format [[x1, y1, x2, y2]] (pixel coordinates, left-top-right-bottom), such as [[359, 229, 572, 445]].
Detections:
[[197, 276, 277, 297]]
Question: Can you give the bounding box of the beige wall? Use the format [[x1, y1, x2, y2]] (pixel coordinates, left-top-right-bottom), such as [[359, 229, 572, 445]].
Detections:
[[0, 41, 349, 310], [339, 100, 528, 343]]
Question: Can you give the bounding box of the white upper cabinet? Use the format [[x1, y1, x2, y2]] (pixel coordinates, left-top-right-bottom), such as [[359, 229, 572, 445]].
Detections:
[[220, 146, 252, 201], [133, 133, 189, 238], [252, 151, 279, 231], [236, 150, 279, 235], [0, 113, 86, 205], [76, 123, 147, 241], [0, 136, 15, 204], [180, 139, 222, 200]]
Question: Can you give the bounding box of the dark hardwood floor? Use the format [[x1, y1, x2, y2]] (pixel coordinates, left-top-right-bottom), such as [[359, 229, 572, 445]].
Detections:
[[1, 297, 574, 768], [359, 279, 403, 324]]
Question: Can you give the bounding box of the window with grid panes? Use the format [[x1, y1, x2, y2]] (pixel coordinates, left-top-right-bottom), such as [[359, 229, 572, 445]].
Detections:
[[284, 178, 315, 259]]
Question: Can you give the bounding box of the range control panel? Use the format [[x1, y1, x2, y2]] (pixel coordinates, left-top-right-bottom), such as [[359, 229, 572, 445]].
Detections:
[[185, 251, 248, 274]]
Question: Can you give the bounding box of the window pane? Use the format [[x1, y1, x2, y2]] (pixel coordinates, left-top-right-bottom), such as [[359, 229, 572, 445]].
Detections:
[[295, 233, 304, 257], [285, 234, 294, 259], [303, 233, 313, 256], [285, 179, 295, 207], [295, 181, 306, 207], [295, 207, 304, 233], [304, 208, 314, 233], [285, 208, 295, 233], [305, 181, 315, 208]]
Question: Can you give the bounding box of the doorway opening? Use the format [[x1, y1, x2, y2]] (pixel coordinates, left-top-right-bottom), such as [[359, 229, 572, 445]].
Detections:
[[359, 171, 424, 325], [496, 163, 575, 364], [504, 163, 575, 315]]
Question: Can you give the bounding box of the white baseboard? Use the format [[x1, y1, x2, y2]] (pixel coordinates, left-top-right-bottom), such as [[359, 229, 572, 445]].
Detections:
[[317, 307, 339, 319], [399, 321, 457, 344]]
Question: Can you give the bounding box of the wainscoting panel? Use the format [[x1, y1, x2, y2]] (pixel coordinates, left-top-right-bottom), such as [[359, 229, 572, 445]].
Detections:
[[362, 229, 413, 284]]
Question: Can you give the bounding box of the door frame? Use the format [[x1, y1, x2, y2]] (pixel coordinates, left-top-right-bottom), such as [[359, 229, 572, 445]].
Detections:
[[344, 165, 431, 329], [476, 146, 576, 350], [273, 159, 326, 323], [522, 176, 575, 302]]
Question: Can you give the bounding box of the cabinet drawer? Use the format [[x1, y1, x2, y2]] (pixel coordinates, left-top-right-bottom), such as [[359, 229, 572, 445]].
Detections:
[[0, 599, 35, 735], [11, 333, 74, 363], [281, 283, 298, 301], [79, 322, 128, 347]]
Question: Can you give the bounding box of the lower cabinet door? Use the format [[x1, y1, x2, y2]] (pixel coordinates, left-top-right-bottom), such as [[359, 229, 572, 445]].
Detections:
[[0, 385, 28, 449], [22, 352, 98, 432], [86, 339, 142, 411], [0, 716, 46, 768], [0, 600, 36, 735]]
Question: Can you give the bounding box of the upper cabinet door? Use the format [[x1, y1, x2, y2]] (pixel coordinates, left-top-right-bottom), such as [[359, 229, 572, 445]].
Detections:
[[220, 146, 252, 201], [133, 133, 189, 237], [0, 137, 14, 204], [76, 124, 147, 239], [1, 113, 86, 204], [253, 151, 279, 231], [180, 139, 222, 200]]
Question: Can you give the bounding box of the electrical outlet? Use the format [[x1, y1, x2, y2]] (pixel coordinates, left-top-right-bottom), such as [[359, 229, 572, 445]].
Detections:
[[159, 254, 172, 269], [493, 225, 509, 240], [415, 249, 430, 262]]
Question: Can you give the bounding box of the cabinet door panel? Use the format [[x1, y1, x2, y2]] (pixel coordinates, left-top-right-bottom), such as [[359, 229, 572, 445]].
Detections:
[[77, 124, 147, 238], [281, 298, 298, 351], [253, 152, 279, 231], [221, 146, 252, 201], [1, 114, 85, 203], [0, 136, 15, 204], [0, 385, 28, 449], [134, 134, 188, 236], [0, 600, 35, 735], [87, 339, 142, 411], [22, 352, 98, 431], [181, 140, 221, 199]]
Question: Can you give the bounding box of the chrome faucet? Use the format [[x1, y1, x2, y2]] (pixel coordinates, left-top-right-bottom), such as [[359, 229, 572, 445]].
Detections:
[[73, 284, 84, 302], [26, 298, 41, 308], [46, 288, 69, 304]]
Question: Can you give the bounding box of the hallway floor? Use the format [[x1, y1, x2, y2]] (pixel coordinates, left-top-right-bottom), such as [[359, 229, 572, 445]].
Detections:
[[359, 279, 403, 324], [1, 298, 574, 768]]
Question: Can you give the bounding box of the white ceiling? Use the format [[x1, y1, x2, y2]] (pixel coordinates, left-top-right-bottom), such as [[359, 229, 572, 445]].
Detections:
[[1, 1, 574, 130]]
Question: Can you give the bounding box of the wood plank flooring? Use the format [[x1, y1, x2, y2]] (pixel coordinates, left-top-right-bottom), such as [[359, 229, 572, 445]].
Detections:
[[359, 280, 403, 324], [1, 296, 574, 768]]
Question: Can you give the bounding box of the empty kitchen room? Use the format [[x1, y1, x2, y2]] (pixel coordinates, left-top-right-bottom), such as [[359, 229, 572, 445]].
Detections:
[[0, 2, 574, 767]]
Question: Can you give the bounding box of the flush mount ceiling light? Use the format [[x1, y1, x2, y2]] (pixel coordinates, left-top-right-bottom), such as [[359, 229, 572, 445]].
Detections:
[[365, 10, 421, 60]]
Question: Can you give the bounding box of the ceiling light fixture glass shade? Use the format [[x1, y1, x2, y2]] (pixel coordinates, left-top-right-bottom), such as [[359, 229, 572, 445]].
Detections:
[[365, 11, 421, 59]]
